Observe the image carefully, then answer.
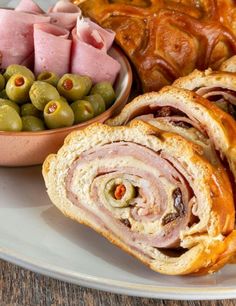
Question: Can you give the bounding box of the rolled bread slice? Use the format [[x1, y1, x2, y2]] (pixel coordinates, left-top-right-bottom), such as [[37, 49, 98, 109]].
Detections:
[[107, 86, 236, 185], [173, 68, 236, 119], [43, 120, 236, 275]]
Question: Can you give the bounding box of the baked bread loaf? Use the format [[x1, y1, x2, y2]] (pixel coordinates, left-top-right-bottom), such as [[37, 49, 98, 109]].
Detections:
[[43, 120, 236, 275], [75, 0, 236, 91], [107, 86, 236, 185], [173, 68, 236, 119]]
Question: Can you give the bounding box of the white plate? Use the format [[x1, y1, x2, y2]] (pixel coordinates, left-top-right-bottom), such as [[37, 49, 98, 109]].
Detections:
[[1, 167, 236, 301], [1, 0, 236, 300]]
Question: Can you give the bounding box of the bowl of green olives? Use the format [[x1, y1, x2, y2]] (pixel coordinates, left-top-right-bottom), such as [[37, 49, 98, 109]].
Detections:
[[0, 47, 132, 166]]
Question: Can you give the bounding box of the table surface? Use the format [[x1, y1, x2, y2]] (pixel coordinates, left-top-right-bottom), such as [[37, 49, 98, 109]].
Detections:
[[0, 259, 235, 306]]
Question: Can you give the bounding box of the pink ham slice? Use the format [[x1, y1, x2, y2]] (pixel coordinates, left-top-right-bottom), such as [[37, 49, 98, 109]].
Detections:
[[196, 87, 236, 105], [15, 0, 45, 14], [77, 18, 115, 51], [47, 0, 81, 30], [34, 23, 71, 76], [66, 142, 193, 249], [48, 0, 81, 13], [48, 12, 81, 31], [71, 27, 120, 84], [0, 9, 50, 68]]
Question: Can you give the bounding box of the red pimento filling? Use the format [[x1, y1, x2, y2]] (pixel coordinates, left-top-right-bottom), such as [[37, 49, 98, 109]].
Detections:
[[114, 184, 126, 200], [15, 77, 24, 87], [63, 79, 73, 90]]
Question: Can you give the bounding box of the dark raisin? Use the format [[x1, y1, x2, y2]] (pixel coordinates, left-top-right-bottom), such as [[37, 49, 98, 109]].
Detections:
[[162, 212, 179, 225], [120, 218, 131, 228], [228, 103, 236, 119], [172, 121, 192, 129], [173, 188, 185, 216], [155, 106, 172, 117]]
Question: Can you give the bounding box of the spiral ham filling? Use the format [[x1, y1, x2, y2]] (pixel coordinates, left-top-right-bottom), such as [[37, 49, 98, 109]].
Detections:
[[65, 142, 198, 250]]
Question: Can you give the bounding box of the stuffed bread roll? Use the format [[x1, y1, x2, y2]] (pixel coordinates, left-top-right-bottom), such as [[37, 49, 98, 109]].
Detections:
[[43, 121, 236, 275], [107, 87, 236, 185], [173, 69, 236, 119]]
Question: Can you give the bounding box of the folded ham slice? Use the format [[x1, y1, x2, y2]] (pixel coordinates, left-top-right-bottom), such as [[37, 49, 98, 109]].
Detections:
[[15, 0, 44, 14], [173, 69, 236, 119], [34, 23, 72, 76], [0, 9, 50, 68], [107, 87, 236, 187], [71, 19, 120, 84], [43, 121, 236, 275]]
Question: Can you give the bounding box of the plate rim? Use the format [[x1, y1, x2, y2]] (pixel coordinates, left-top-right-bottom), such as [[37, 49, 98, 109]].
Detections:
[[1, 245, 236, 300]]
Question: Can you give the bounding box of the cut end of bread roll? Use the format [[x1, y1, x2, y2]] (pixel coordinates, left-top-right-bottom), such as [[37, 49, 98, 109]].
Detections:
[[43, 120, 236, 275]]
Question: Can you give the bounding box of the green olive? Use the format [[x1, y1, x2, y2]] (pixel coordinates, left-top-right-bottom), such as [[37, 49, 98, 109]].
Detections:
[[0, 74, 5, 91], [57, 74, 92, 101], [6, 74, 33, 104], [21, 103, 41, 117], [71, 100, 94, 124], [44, 100, 74, 129], [22, 116, 45, 131], [29, 81, 60, 111], [105, 178, 136, 208], [59, 96, 68, 103], [0, 105, 22, 131], [91, 82, 116, 108], [84, 94, 106, 116], [37, 71, 59, 87], [0, 89, 8, 99], [0, 99, 20, 114], [4, 64, 35, 81]]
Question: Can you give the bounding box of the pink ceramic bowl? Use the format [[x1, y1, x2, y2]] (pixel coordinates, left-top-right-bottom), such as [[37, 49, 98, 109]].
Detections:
[[0, 47, 132, 167]]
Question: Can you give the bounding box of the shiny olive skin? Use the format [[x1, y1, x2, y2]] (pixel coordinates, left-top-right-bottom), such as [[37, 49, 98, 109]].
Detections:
[[0, 105, 22, 131], [37, 71, 59, 87], [22, 116, 45, 131], [57, 74, 92, 101], [21, 103, 41, 117], [44, 100, 74, 129], [0, 99, 20, 114], [59, 96, 68, 103], [71, 100, 94, 124], [91, 82, 116, 108], [84, 94, 105, 116], [0, 74, 5, 91], [4, 64, 35, 81], [6, 74, 33, 104], [30, 81, 60, 111]]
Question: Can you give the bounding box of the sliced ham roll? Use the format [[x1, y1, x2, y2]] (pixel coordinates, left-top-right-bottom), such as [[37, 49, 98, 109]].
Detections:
[[15, 0, 45, 14], [0, 9, 50, 68], [220, 56, 236, 73], [34, 23, 72, 76], [107, 87, 236, 185], [71, 19, 120, 84], [43, 121, 236, 275], [173, 69, 236, 119]]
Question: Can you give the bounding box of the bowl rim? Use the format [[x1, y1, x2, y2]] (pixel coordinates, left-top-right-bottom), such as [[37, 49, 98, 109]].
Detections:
[[0, 45, 132, 136]]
